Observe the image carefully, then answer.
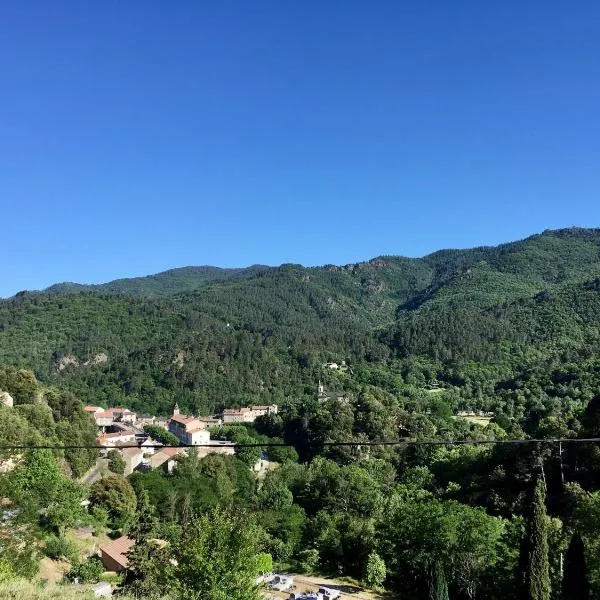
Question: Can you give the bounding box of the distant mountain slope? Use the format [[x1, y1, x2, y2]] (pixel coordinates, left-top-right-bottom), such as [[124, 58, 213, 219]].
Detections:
[[2, 227, 600, 416], [43, 265, 273, 297]]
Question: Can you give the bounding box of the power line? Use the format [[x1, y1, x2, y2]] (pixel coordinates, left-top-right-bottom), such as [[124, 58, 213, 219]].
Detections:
[[0, 437, 599, 451]]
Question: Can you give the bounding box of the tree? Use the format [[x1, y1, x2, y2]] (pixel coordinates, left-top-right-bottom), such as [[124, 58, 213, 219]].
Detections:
[[363, 551, 386, 588], [89, 475, 137, 530], [118, 489, 165, 599], [173, 508, 265, 600], [525, 480, 550, 600], [107, 450, 126, 475], [561, 532, 590, 600], [143, 424, 180, 446], [5, 449, 85, 534], [429, 561, 449, 600]]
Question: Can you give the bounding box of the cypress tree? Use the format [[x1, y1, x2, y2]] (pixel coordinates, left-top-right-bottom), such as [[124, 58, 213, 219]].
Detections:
[[429, 561, 449, 600], [561, 532, 590, 600], [525, 479, 551, 600]]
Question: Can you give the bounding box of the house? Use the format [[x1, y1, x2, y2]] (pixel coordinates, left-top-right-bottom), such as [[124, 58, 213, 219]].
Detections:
[[137, 414, 155, 427], [168, 404, 211, 445], [169, 414, 211, 446], [121, 447, 144, 476], [97, 431, 136, 448], [221, 405, 278, 424], [100, 535, 134, 572], [150, 447, 185, 474], [317, 382, 349, 404], [84, 405, 103, 415], [154, 417, 169, 430], [197, 440, 236, 458], [141, 437, 160, 455], [197, 416, 222, 427], [94, 410, 115, 428], [93, 407, 138, 428]]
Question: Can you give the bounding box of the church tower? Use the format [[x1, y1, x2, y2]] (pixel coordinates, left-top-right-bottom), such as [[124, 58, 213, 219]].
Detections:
[[173, 402, 180, 416]]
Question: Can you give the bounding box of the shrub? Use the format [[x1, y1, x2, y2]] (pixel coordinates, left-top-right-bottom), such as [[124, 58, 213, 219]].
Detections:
[[43, 536, 78, 562], [65, 556, 105, 583]]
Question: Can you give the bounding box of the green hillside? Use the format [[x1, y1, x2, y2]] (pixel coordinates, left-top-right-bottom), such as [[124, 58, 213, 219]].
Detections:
[[41, 265, 272, 297], [5, 228, 600, 598], [2, 227, 600, 419]]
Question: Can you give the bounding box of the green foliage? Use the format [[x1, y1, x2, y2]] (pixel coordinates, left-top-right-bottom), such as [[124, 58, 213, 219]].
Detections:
[[65, 556, 105, 583], [43, 535, 78, 561], [525, 480, 550, 600], [119, 489, 164, 599], [173, 508, 266, 600], [363, 551, 386, 588], [107, 449, 126, 475], [2, 449, 86, 534], [298, 548, 320, 574], [89, 475, 137, 530], [429, 561, 449, 600], [143, 424, 180, 446]]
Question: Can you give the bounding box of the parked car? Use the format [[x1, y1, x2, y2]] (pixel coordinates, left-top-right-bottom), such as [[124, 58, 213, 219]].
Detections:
[[318, 587, 340, 599], [270, 574, 294, 591]]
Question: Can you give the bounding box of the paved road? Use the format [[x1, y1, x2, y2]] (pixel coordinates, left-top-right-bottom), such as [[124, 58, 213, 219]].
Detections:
[[79, 458, 107, 485]]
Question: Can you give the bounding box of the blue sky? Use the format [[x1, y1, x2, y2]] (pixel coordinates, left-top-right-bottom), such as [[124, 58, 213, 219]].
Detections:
[[1, 1, 600, 296]]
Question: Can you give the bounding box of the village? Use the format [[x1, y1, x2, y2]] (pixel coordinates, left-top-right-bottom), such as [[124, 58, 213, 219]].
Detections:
[[84, 402, 279, 476]]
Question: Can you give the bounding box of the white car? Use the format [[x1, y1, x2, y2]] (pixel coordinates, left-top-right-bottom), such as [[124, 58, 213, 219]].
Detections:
[[318, 587, 340, 599], [269, 575, 294, 591]]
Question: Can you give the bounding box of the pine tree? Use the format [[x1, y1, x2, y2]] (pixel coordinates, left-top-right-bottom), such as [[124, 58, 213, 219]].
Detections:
[[525, 479, 551, 600], [561, 532, 590, 600], [429, 561, 449, 600]]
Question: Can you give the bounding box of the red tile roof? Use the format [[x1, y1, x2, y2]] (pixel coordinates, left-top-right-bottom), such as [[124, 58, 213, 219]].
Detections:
[[170, 414, 197, 425]]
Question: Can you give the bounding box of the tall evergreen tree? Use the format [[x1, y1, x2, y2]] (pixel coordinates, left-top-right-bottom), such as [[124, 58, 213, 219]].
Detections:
[[525, 479, 551, 600], [561, 532, 590, 600], [429, 561, 449, 600]]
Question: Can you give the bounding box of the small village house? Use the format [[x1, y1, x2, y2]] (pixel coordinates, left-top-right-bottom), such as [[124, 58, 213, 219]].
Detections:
[[221, 404, 278, 424], [99, 535, 134, 572]]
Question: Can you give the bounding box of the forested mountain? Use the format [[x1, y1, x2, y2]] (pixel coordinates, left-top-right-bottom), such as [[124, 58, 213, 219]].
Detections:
[[41, 264, 272, 297], [5, 228, 600, 598], [3, 227, 600, 418]]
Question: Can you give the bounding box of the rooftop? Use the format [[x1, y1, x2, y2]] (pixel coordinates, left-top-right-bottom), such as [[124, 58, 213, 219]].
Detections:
[[100, 535, 134, 569]]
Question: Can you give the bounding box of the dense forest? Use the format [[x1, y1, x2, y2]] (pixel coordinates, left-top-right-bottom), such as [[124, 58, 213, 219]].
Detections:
[[3, 228, 600, 598]]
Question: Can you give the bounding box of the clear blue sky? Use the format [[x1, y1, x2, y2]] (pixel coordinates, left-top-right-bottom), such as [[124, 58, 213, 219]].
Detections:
[[2, 1, 600, 297]]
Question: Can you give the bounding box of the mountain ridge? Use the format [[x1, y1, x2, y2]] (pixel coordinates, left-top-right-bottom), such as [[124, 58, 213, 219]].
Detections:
[[18, 227, 600, 300], [2, 226, 600, 418]]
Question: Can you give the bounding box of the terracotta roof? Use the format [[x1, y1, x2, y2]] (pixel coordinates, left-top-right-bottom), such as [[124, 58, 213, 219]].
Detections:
[[187, 426, 209, 434], [170, 414, 197, 425], [100, 535, 134, 569], [150, 447, 184, 468], [84, 406, 103, 413], [94, 410, 114, 419], [122, 447, 142, 459], [223, 407, 249, 414]]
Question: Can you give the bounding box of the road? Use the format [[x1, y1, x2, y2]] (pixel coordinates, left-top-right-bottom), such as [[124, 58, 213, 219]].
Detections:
[[79, 458, 107, 485]]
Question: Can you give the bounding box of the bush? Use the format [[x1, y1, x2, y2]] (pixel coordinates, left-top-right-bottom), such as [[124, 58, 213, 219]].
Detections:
[[65, 556, 105, 583], [298, 548, 319, 574], [107, 450, 126, 475], [43, 536, 78, 562]]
